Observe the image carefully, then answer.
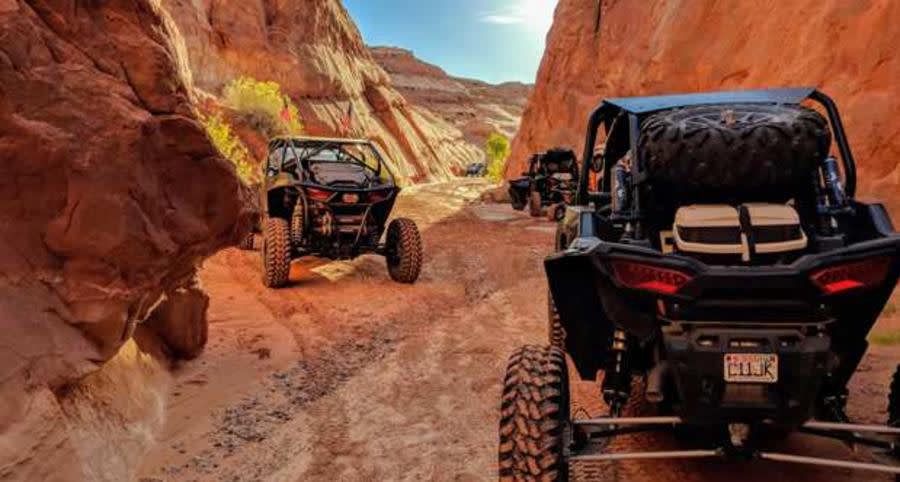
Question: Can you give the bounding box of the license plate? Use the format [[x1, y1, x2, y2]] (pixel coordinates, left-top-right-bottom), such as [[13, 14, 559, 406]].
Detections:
[[724, 353, 778, 383]]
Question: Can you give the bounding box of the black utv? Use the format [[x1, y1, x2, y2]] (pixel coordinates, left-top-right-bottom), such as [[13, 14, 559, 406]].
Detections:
[[260, 136, 423, 288], [499, 88, 900, 480], [508, 148, 579, 221]]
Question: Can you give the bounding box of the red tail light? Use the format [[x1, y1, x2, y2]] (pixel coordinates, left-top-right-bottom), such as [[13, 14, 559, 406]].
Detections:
[[810, 256, 892, 295], [610, 260, 693, 295], [368, 190, 391, 203], [305, 188, 332, 202]]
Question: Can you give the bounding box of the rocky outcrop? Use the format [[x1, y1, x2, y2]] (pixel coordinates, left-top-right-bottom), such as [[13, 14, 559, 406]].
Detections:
[[371, 46, 532, 149], [0, 0, 250, 479], [511, 0, 900, 214], [161, 0, 483, 181], [144, 277, 210, 360]]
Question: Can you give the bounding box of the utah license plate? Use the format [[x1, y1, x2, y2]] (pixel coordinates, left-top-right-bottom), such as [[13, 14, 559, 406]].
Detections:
[[724, 353, 778, 383]]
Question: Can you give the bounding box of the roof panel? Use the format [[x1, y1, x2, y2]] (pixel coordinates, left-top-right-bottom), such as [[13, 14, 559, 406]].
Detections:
[[602, 87, 817, 114]]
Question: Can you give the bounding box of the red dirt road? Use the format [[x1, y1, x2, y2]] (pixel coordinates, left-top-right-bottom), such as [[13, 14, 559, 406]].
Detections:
[[138, 180, 899, 481]]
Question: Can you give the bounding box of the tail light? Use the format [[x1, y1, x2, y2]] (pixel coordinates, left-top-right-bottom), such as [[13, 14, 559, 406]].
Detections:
[[341, 193, 360, 203], [810, 256, 892, 295], [368, 190, 391, 203], [610, 259, 693, 295], [306, 188, 332, 202]]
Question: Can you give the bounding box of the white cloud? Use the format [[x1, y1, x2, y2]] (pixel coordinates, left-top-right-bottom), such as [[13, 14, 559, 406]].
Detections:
[[477, 0, 556, 32], [479, 13, 527, 25]]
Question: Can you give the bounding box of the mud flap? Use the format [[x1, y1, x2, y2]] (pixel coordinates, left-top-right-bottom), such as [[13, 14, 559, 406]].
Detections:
[[545, 251, 609, 380]]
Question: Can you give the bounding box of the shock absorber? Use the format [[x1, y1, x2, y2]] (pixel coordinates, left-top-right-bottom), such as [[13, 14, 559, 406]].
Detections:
[[821, 156, 847, 208], [602, 329, 632, 415], [815, 156, 850, 237], [291, 197, 305, 245]]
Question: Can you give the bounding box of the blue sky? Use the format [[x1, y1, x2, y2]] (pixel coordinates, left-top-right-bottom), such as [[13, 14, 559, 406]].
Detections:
[[344, 0, 557, 85]]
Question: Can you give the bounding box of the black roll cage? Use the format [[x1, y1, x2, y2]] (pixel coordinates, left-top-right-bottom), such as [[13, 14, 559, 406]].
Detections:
[[576, 87, 858, 208], [267, 138, 397, 186], [527, 150, 580, 180]]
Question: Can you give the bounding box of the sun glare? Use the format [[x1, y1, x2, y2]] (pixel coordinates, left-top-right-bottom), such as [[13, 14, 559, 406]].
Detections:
[[519, 0, 556, 33], [479, 0, 557, 33]]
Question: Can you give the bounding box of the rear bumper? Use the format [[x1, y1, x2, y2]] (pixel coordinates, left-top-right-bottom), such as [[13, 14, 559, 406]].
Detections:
[[664, 326, 831, 427], [545, 232, 900, 381]]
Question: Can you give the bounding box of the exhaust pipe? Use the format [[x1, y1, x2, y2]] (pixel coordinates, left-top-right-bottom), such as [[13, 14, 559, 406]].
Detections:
[[645, 361, 670, 403]]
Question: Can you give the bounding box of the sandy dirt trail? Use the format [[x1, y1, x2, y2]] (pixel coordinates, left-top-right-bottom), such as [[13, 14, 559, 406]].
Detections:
[[138, 179, 898, 482]]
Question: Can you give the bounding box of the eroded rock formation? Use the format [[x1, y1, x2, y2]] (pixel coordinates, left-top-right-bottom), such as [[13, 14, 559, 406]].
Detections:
[[0, 0, 250, 478], [161, 0, 484, 182], [371, 46, 532, 149], [511, 0, 900, 213]]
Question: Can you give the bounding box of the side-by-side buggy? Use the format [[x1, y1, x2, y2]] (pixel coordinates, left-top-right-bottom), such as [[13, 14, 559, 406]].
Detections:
[[259, 136, 423, 288], [499, 88, 900, 480], [508, 148, 580, 221]]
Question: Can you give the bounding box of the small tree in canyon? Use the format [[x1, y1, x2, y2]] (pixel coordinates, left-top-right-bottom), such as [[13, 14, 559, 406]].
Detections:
[[223, 76, 303, 137], [200, 113, 258, 184], [485, 132, 511, 182]]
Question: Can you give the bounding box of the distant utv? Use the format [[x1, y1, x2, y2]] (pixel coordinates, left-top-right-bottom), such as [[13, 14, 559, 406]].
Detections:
[[258, 136, 423, 288], [465, 162, 487, 177]]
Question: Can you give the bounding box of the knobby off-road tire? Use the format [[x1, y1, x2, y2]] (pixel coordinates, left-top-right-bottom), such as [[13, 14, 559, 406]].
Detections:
[[386, 218, 423, 284], [529, 190, 543, 217], [548, 292, 565, 350], [639, 103, 831, 194], [510, 190, 527, 211], [262, 217, 291, 288], [547, 203, 566, 222], [499, 345, 570, 482]]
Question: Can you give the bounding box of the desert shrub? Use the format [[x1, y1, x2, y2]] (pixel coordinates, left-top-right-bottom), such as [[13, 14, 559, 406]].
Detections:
[[870, 329, 900, 346], [884, 302, 898, 317], [201, 113, 258, 184], [485, 132, 511, 182], [223, 76, 303, 137]]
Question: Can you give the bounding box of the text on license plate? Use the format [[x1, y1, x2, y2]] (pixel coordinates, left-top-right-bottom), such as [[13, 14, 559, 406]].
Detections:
[[724, 353, 778, 383]]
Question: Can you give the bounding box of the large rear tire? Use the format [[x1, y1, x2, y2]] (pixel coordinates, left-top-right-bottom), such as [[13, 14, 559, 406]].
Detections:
[[639, 103, 831, 196], [547, 203, 566, 222], [262, 217, 291, 288], [529, 190, 542, 217], [510, 189, 527, 211], [499, 345, 570, 481], [386, 218, 423, 284]]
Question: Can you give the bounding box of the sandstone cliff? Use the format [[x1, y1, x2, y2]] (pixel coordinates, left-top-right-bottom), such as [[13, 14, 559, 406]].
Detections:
[[371, 46, 532, 149], [511, 0, 900, 213], [161, 0, 483, 182], [0, 1, 251, 479]]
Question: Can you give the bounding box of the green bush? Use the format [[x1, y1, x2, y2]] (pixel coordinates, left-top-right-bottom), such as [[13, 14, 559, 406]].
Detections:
[[223, 76, 303, 137], [870, 330, 900, 346], [485, 132, 510, 182], [200, 113, 258, 184]]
